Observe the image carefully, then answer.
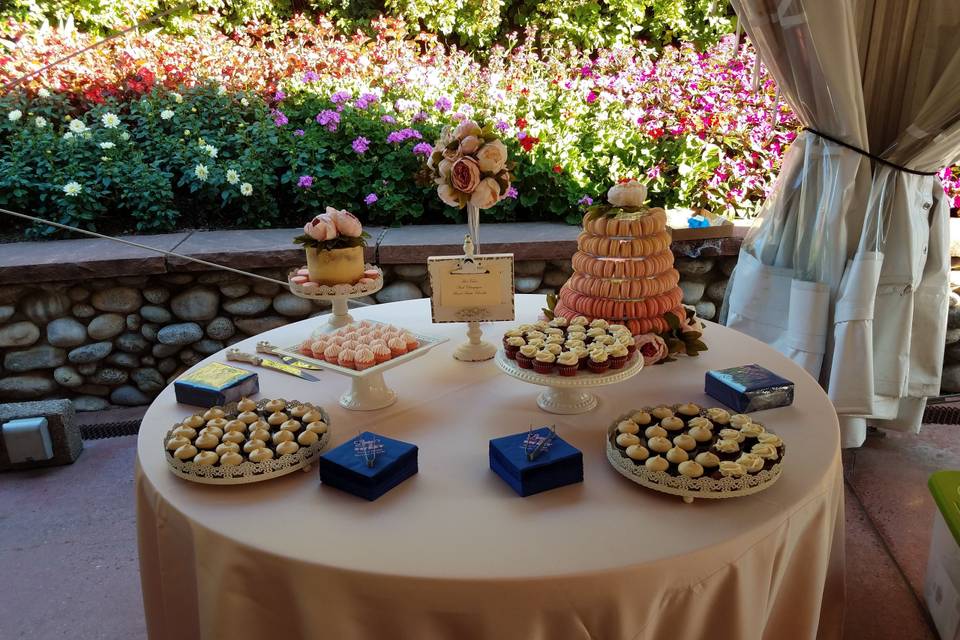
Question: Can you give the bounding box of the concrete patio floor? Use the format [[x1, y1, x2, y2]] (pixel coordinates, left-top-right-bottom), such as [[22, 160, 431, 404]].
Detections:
[[0, 423, 954, 639]]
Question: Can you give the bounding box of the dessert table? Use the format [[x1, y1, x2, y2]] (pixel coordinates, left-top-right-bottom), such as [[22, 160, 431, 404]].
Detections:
[[136, 295, 845, 640]]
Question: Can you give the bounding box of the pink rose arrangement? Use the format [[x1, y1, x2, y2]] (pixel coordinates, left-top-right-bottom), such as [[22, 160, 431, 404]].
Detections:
[[294, 206, 370, 250], [425, 120, 513, 210], [636, 334, 669, 365]]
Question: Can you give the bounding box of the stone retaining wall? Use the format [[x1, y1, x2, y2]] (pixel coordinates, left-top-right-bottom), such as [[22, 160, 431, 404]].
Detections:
[[0, 225, 741, 410]]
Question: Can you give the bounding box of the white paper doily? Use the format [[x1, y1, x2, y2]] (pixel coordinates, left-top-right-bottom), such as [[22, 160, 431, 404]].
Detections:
[[286, 264, 383, 299], [163, 399, 331, 485], [605, 408, 784, 503]]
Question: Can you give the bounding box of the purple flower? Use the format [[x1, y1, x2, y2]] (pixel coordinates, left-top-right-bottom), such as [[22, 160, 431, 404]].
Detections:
[[293, 129, 305, 137], [273, 90, 285, 102], [315, 110, 340, 131], [353, 93, 378, 110], [386, 128, 423, 144], [412, 110, 428, 123], [298, 175, 314, 188], [302, 71, 319, 83], [381, 115, 396, 124], [647, 165, 661, 179], [364, 193, 378, 206], [330, 90, 352, 105], [412, 142, 433, 156], [505, 186, 518, 199], [434, 97, 452, 112], [586, 91, 598, 104], [271, 109, 288, 127], [352, 136, 370, 154], [495, 120, 510, 132], [578, 195, 593, 206]]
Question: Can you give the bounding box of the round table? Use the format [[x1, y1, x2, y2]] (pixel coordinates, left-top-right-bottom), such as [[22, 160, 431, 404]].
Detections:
[[136, 295, 845, 640]]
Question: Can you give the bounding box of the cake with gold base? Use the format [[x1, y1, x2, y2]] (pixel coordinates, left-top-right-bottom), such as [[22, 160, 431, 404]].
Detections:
[[294, 207, 370, 285], [555, 180, 684, 335]]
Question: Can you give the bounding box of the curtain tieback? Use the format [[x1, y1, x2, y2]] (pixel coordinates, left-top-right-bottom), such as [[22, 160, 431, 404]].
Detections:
[[803, 127, 938, 177]]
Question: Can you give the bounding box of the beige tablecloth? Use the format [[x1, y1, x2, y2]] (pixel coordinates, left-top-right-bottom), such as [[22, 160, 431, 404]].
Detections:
[[136, 295, 845, 640]]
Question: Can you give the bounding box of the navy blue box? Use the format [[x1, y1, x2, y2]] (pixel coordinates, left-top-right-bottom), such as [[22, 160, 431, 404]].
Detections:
[[705, 364, 794, 413], [174, 362, 259, 407], [318, 432, 418, 501], [489, 427, 583, 497]]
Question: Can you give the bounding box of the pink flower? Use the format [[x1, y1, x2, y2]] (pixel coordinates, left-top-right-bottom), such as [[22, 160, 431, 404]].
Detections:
[[679, 306, 704, 333], [505, 186, 518, 199], [327, 207, 363, 237], [636, 334, 669, 365], [352, 136, 370, 154], [364, 193, 378, 206], [586, 91, 598, 104], [304, 213, 338, 241]]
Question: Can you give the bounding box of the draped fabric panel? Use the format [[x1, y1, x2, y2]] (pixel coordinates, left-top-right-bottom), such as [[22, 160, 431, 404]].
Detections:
[[724, 0, 960, 447]]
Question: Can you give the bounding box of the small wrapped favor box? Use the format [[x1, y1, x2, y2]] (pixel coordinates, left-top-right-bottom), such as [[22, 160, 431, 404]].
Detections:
[[174, 362, 259, 407], [489, 427, 583, 497], [705, 364, 794, 413], [318, 432, 418, 501]]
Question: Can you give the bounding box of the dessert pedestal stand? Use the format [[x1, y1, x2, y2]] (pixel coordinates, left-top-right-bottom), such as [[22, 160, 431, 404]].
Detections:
[[286, 265, 383, 332], [495, 350, 644, 414]]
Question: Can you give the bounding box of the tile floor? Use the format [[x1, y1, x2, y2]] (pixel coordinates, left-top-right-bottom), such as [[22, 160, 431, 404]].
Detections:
[[0, 424, 954, 639]]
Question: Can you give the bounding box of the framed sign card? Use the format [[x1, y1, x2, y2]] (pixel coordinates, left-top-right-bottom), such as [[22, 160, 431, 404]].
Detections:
[[427, 253, 515, 323]]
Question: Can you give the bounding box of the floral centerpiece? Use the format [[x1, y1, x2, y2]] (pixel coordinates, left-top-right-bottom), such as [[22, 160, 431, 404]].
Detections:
[[293, 207, 370, 285]]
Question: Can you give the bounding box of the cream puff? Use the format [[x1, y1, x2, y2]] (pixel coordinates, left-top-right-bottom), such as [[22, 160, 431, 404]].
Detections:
[[678, 460, 704, 478], [248, 447, 274, 463], [616, 420, 640, 435], [216, 442, 240, 456], [202, 408, 226, 421], [276, 441, 300, 456], [264, 399, 286, 413], [243, 439, 267, 454], [272, 430, 294, 445], [645, 455, 669, 472], [297, 430, 320, 446], [193, 451, 219, 466], [237, 397, 257, 412], [267, 412, 288, 426], [666, 446, 689, 464], [220, 452, 244, 466], [174, 444, 198, 460], [616, 433, 641, 448], [626, 444, 649, 461], [222, 431, 246, 445], [644, 425, 668, 439]]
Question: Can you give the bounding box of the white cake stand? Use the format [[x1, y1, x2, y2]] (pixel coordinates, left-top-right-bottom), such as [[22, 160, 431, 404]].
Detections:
[[287, 265, 383, 331], [495, 350, 644, 414]]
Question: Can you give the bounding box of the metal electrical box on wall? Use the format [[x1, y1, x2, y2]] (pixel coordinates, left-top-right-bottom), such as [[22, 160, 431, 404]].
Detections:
[[1, 417, 54, 463]]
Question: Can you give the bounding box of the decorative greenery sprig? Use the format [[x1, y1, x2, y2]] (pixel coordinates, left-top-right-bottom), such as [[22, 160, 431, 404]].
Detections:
[[293, 230, 370, 251]]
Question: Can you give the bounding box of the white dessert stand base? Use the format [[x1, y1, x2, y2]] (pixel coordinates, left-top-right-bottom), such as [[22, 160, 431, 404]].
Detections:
[[287, 265, 383, 334], [453, 322, 497, 362], [495, 350, 644, 415], [340, 372, 398, 411]]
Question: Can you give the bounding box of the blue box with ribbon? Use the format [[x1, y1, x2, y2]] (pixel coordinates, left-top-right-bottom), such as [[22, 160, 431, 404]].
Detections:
[[489, 427, 583, 497], [318, 432, 418, 501], [705, 364, 794, 413]]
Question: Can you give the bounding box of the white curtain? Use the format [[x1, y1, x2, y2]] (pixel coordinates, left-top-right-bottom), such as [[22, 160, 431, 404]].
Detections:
[[723, 0, 960, 447]]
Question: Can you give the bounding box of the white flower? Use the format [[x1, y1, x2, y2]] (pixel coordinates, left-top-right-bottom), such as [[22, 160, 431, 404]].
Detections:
[[62, 181, 82, 196], [226, 169, 240, 184], [69, 120, 87, 133], [240, 97, 249, 107], [63, 131, 74, 140], [203, 144, 218, 158], [194, 164, 209, 181], [34, 116, 47, 128], [37, 87, 50, 98], [99, 142, 115, 149], [101, 112, 120, 128], [160, 109, 175, 120], [120, 132, 130, 141], [172, 92, 183, 103], [8, 110, 22, 122], [217, 85, 227, 96], [239, 182, 253, 196]]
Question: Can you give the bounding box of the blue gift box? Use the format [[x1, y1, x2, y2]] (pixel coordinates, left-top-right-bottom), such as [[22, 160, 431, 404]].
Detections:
[[489, 427, 583, 497], [705, 364, 794, 413], [318, 432, 418, 501], [174, 362, 259, 407]]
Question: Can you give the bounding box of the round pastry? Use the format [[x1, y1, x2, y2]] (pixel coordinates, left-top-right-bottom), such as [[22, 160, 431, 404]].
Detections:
[[224, 420, 246, 433], [673, 434, 697, 451], [216, 442, 240, 456], [306, 421, 328, 434], [243, 439, 267, 453], [290, 404, 310, 419], [267, 412, 288, 426], [237, 397, 257, 413], [272, 430, 295, 445], [713, 439, 741, 455], [166, 435, 190, 451], [302, 410, 324, 424], [264, 399, 286, 413], [616, 433, 641, 448], [660, 416, 684, 431], [758, 433, 783, 447], [651, 406, 674, 420], [202, 408, 226, 421], [630, 411, 652, 425], [677, 460, 704, 478], [665, 446, 689, 464], [730, 414, 752, 428], [248, 447, 274, 463], [206, 418, 228, 431], [751, 443, 779, 460], [276, 441, 300, 456], [676, 403, 700, 417], [687, 417, 713, 430], [237, 411, 260, 425], [222, 431, 246, 445], [719, 428, 745, 443], [705, 408, 731, 425], [199, 426, 224, 439], [183, 415, 205, 429], [739, 423, 766, 438], [647, 436, 671, 453], [626, 444, 649, 461], [718, 461, 746, 477], [172, 426, 197, 440], [297, 430, 320, 446], [280, 419, 302, 433], [174, 444, 198, 460], [645, 455, 669, 472], [736, 453, 765, 473], [194, 433, 219, 450], [252, 419, 270, 432], [695, 451, 721, 468], [645, 425, 668, 439], [193, 451, 219, 466], [688, 425, 713, 443], [616, 420, 640, 435], [220, 452, 244, 467], [249, 427, 270, 443]]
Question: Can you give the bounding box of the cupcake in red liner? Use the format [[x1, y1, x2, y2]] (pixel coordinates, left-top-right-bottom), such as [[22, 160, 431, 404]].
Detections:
[[588, 348, 610, 374], [619, 334, 637, 355], [502, 328, 524, 347], [371, 342, 392, 364], [516, 344, 538, 369], [607, 342, 630, 369], [337, 348, 356, 370], [533, 350, 556, 374], [573, 346, 590, 369], [354, 347, 376, 371], [504, 336, 525, 359], [556, 351, 579, 376]]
